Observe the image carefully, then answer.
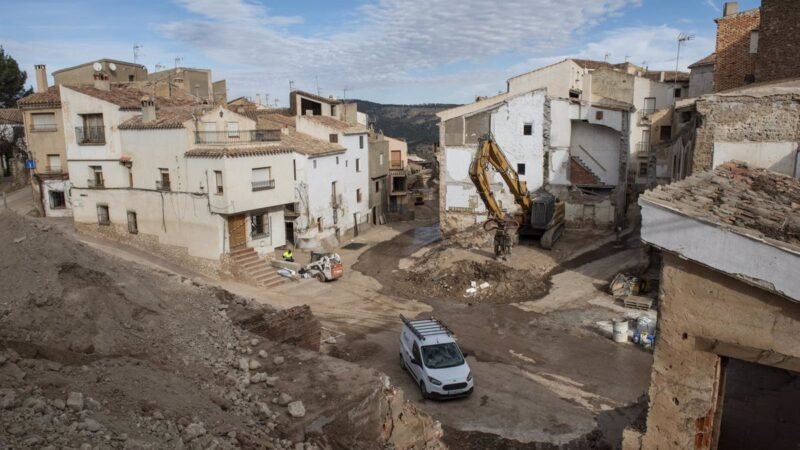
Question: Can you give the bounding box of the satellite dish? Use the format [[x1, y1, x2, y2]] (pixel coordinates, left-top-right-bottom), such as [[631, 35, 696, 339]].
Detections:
[[92, 62, 103, 72], [108, 62, 117, 71]]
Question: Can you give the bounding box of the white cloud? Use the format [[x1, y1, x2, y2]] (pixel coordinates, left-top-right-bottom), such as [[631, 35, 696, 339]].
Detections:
[[704, 0, 721, 12]]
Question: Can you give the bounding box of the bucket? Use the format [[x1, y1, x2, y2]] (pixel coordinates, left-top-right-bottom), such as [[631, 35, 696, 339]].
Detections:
[[612, 319, 629, 343]]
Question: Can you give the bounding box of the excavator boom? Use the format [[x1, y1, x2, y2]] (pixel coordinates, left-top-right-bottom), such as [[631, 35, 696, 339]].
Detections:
[[468, 135, 530, 224]]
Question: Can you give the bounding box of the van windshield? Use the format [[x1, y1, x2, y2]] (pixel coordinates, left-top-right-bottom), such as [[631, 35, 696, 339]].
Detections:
[[421, 343, 464, 369]]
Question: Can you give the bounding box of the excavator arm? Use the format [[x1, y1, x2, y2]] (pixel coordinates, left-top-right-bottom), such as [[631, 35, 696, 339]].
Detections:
[[468, 134, 530, 224]]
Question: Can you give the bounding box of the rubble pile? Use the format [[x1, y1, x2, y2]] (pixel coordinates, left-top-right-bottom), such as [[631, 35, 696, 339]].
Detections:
[[0, 211, 443, 449], [406, 259, 549, 303]]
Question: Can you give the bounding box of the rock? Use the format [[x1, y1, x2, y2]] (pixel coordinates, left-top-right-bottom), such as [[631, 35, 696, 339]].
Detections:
[[152, 410, 164, 420], [250, 372, 268, 384], [250, 338, 260, 346], [13, 236, 26, 244], [323, 337, 336, 345], [266, 376, 279, 387], [273, 356, 285, 366], [0, 362, 26, 381], [86, 397, 102, 411], [0, 389, 17, 409], [52, 398, 66, 410], [258, 350, 269, 359], [277, 393, 292, 406], [46, 361, 63, 371], [239, 358, 250, 371], [24, 396, 47, 413], [22, 435, 43, 446], [80, 444, 92, 450], [287, 401, 305, 418], [67, 392, 85, 412], [183, 422, 207, 441], [256, 402, 272, 417], [249, 359, 262, 370], [85, 418, 103, 432]]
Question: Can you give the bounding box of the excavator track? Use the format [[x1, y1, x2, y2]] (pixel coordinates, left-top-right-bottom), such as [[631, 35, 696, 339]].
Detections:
[[539, 222, 564, 250]]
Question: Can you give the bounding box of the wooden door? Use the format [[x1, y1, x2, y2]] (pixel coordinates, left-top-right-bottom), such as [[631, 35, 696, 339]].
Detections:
[[228, 214, 247, 249]]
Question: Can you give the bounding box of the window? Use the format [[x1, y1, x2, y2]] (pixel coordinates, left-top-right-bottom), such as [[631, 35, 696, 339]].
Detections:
[[569, 89, 580, 99], [517, 163, 526, 175], [48, 190, 66, 209], [251, 167, 274, 191], [329, 133, 338, 143], [359, 135, 364, 149], [674, 88, 682, 99], [660, 125, 672, 141], [391, 150, 402, 169], [97, 204, 110, 225], [643, 97, 656, 114], [638, 162, 648, 177], [226, 122, 240, 138], [379, 153, 384, 166], [158, 168, 171, 191], [250, 213, 270, 238], [127, 211, 138, 234], [523, 124, 533, 135], [680, 111, 692, 123], [214, 170, 223, 194], [375, 181, 380, 193], [46, 154, 61, 173], [129, 170, 133, 188], [317, 217, 322, 232], [292, 160, 297, 180], [336, 156, 340, 165], [78, 114, 104, 144], [749, 31, 759, 54], [356, 158, 361, 172], [89, 165, 104, 188], [345, 160, 348, 167], [595, 111, 604, 120], [31, 113, 56, 132], [313, 160, 317, 169], [128, 74, 135, 82], [357, 189, 362, 203]]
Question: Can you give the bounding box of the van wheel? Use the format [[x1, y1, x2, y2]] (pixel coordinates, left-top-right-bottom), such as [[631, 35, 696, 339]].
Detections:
[[419, 380, 429, 400]]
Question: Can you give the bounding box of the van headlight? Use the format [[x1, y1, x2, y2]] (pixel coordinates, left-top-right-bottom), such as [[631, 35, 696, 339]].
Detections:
[[466, 371, 473, 381], [427, 376, 442, 385]]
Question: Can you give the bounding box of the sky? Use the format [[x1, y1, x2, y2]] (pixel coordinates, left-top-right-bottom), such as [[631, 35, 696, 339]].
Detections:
[[1, 0, 760, 105]]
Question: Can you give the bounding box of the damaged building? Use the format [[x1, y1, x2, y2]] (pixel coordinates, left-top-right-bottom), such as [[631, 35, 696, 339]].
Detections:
[[437, 58, 682, 234], [628, 162, 800, 450]]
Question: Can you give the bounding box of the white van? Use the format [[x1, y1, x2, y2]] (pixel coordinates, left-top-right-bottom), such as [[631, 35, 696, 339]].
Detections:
[[399, 315, 473, 399]]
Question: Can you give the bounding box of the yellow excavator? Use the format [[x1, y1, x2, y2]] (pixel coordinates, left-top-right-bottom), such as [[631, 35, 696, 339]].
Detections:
[[468, 134, 565, 258]]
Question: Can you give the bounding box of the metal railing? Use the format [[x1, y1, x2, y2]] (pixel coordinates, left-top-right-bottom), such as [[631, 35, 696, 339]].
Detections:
[[75, 126, 105, 145], [636, 142, 650, 158], [43, 165, 64, 174], [251, 179, 275, 191], [31, 124, 57, 132], [87, 178, 105, 188], [195, 129, 282, 145], [156, 180, 171, 191], [637, 109, 655, 124], [390, 160, 405, 169]]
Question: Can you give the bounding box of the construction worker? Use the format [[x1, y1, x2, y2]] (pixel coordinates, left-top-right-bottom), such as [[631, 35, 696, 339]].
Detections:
[[282, 248, 294, 262]]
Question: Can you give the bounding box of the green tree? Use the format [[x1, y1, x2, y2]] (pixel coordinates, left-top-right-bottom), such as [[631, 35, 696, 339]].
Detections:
[[0, 46, 32, 107]]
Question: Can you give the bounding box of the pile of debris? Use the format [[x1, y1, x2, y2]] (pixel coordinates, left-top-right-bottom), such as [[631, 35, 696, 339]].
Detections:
[[0, 211, 444, 449], [406, 260, 549, 303]]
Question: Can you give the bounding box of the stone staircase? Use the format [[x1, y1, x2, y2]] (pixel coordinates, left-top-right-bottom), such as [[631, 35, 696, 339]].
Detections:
[[230, 247, 288, 288], [570, 156, 602, 185]]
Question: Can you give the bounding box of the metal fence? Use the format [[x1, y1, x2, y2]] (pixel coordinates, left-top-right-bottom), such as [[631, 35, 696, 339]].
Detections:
[[195, 129, 281, 145], [251, 179, 275, 191], [156, 180, 172, 191], [75, 126, 105, 145]]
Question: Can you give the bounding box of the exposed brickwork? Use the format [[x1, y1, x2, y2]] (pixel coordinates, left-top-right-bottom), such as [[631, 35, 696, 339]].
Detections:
[[569, 157, 601, 185], [714, 9, 760, 92], [692, 93, 800, 173], [755, 0, 800, 83]]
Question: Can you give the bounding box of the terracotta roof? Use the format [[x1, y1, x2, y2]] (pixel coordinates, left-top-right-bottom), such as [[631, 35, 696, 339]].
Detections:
[[119, 105, 213, 129], [642, 71, 690, 83], [0, 109, 22, 124], [291, 90, 341, 105], [688, 53, 716, 69], [304, 115, 368, 135], [571, 59, 617, 71], [642, 161, 800, 247], [186, 131, 345, 158], [18, 86, 61, 108], [241, 110, 296, 129], [65, 85, 197, 110]]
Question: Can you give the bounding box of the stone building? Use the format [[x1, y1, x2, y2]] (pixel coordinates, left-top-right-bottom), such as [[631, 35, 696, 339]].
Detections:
[[52, 59, 148, 85], [688, 54, 715, 97], [628, 162, 800, 450], [713, 3, 760, 92], [754, 0, 800, 84]]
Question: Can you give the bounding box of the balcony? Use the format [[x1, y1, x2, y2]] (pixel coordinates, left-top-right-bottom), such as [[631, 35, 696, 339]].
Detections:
[[43, 165, 64, 174], [636, 142, 651, 159], [31, 124, 57, 132], [87, 178, 105, 188], [390, 160, 405, 170], [156, 180, 172, 191], [637, 109, 656, 125], [195, 129, 282, 145], [75, 126, 105, 145], [251, 179, 275, 191]]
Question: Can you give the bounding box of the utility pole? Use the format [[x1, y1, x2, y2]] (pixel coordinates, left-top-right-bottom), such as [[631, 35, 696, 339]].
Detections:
[[604, 53, 611, 62], [174, 56, 183, 69], [315, 76, 320, 96], [133, 44, 143, 64], [673, 33, 694, 100]]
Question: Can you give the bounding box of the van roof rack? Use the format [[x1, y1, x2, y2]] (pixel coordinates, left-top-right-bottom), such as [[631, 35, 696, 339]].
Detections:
[[400, 314, 454, 341]]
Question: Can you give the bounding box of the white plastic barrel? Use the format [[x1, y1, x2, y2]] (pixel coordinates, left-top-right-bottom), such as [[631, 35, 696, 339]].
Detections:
[[612, 319, 629, 343]]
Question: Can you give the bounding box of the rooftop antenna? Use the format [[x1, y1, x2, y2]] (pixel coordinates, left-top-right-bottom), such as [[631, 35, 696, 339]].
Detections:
[[673, 33, 694, 97], [155, 63, 166, 72], [289, 80, 295, 92], [343, 87, 349, 101], [604, 53, 611, 62], [274, 99, 279, 108], [133, 44, 143, 64], [264, 93, 270, 106], [315, 75, 320, 96], [624, 55, 630, 63], [174, 56, 184, 69]]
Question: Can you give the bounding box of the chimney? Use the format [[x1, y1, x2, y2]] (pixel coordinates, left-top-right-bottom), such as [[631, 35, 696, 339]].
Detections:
[[141, 97, 156, 123], [660, 71, 665, 82], [723, 2, 738, 16], [34, 65, 48, 93], [256, 94, 262, 105]]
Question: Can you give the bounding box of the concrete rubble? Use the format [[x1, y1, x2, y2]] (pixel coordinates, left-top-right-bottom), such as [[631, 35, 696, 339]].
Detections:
[[0, 211, 445, 450]]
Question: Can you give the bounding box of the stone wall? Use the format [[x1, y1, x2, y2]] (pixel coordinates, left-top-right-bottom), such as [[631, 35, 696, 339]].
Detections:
[[755, 0, 800, 84], [714, 9, 760, 92], [640, 252, 800, 449], [229, 304, 322, 352], [692, 93, 800, 173]]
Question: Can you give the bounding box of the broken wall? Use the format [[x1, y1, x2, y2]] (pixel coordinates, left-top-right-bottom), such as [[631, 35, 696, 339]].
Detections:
[[693, 93, 800, 174], [640, 253, 800, 449]]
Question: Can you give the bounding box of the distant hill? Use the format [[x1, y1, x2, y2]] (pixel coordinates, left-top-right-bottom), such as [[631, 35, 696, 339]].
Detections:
[[352, 100, 459, 158]]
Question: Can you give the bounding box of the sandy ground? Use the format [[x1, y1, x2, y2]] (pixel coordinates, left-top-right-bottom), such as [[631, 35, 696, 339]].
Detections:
[[4, 188, 655, 448]]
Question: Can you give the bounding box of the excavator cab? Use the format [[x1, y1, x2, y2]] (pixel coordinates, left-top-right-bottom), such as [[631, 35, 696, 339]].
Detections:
[[530, 193, 556, 231]]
